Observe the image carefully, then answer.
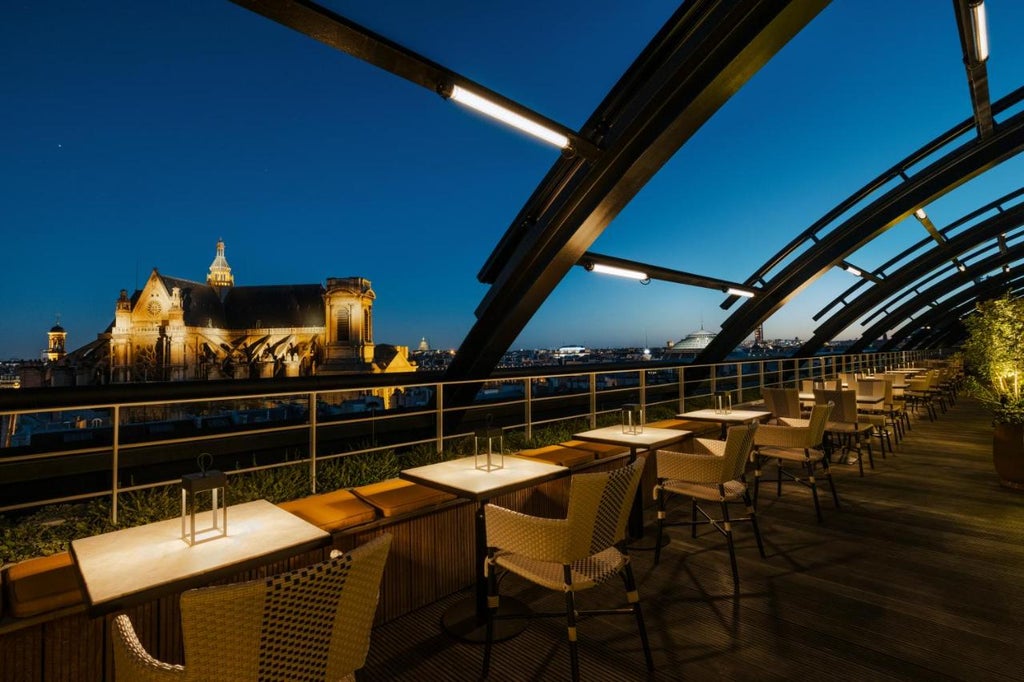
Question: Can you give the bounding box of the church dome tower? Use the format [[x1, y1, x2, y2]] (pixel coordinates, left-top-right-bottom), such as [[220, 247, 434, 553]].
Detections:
[[206, 239, 234, 290], [46, 316, 67, 362]]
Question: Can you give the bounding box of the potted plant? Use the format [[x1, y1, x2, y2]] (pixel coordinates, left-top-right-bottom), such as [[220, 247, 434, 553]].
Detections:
[[961, 293, 1024, 489]]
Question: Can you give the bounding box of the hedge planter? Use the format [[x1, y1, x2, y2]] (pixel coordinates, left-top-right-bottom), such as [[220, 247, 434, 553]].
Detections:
[[993, 422, 1024, 490]]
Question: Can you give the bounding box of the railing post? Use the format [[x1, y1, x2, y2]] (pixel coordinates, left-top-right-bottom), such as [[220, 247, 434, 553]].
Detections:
[[436, 382, 444, 454], [736, 362, 743, 403], [639, 369, 647, 412], [589, 372, 597, 428], [524, 377, 532, 442], [308, 392, 318, 494], [759, 359, 765, 394], [111, 404, 120, 525], [678, 366, 685, 413]]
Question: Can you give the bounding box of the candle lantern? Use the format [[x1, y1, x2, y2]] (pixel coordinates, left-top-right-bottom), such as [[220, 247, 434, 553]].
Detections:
[[474, 426, 504, 471], [181, 453, 227, 546], [621, 403, 644, 435], [714, 392, 733, 415]]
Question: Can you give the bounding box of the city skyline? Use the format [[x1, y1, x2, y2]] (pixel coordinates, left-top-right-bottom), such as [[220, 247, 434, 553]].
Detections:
[[3, 2, 1024, 360]]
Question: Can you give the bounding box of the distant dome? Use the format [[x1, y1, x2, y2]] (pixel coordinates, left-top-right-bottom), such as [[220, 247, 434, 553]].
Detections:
[[666, 328, 715, 354], [50, 324, 65, 333]]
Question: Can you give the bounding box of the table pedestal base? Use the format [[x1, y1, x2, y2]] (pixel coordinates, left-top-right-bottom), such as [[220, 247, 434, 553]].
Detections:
[[441, 596, 530, 643]]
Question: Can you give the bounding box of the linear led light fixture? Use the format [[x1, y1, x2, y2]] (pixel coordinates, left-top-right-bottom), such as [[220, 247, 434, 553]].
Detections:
[[579, 252, 756, 297], [968, 0, 989, 63], [585, 262, 649, 281], [914, 208, 928, 220], [844, 265, 862, 276], [442, 84, 570, 150]]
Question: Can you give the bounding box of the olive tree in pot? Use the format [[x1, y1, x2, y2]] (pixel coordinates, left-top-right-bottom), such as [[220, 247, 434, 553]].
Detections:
[[962, 294, 1024, 489]]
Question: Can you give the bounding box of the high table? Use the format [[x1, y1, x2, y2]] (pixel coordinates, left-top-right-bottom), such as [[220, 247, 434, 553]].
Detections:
[[70, 499, 330, 617], [571, 426, 691, 543], [400, 455, 568, 643], [675, 409, 772, 440]]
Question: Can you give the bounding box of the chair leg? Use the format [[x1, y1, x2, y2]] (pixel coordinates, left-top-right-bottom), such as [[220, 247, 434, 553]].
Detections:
[[690, 498, 698, 538], [805, 458, 823, 522], [743, 489, 766, 558], [777, 458, 783, 497], [563, 567, 580, 682], [622, 561, 654, 672], [752, 456, 762, 509], [821, 458, 840, 509], [719, 498, 740, 589], [654, 488, 666, 565]]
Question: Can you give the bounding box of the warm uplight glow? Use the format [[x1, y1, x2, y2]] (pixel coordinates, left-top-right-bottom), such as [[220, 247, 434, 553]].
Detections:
[[448, 85, 570, 149], [845, 265, 862, 276], [914, 208, 928, 220], [726, 287, 755, 298], [968, 1, 989, 63], [589, 263, 649, 280]]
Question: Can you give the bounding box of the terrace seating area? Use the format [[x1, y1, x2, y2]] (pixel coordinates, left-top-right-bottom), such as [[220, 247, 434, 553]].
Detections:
[[3, 377, 1024, 680]]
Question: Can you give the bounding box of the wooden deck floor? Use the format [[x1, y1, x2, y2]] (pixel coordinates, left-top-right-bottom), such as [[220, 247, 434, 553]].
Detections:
[[360, 396, 1024, 681]]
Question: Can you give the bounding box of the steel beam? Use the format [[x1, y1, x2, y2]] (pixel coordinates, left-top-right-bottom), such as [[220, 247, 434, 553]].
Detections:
[[445, 0, 828, 386]]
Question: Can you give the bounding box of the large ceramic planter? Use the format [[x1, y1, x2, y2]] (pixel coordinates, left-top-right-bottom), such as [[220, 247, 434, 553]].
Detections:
[[992, 422, 1024, 489]]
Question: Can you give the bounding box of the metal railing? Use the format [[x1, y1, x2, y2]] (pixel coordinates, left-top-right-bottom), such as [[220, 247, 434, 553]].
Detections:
[[0, 349, 936, 521]]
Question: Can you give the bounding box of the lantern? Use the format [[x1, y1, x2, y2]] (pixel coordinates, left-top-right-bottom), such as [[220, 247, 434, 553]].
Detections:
[[714, 392, 732, 415], [621, 403, 644, 435], [181, 453, 227, 545], [474, 426, 504, 471]]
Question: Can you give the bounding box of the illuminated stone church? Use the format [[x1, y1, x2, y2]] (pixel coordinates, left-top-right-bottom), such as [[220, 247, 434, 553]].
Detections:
[[64, 240, 415, 383]]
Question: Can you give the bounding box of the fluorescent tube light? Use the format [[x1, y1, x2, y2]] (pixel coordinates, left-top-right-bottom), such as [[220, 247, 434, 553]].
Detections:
[[589, 263, 648, 280], [957, 263, 967, 272], [448, 85, 569, 149], [726, 287, 755, 298], [968, 1, 989, 63], [845, 265, 862, 276], [914, 208, 928, 220]]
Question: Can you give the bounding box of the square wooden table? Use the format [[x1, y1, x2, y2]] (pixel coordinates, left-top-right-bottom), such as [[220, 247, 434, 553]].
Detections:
[[70, 499, 330, 617], [676, 409, 772, 439], [400, 455, 568, 642], [572, 426, 691, 542]]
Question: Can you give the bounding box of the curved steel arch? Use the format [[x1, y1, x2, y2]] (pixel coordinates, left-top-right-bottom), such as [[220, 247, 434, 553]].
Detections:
[[811, 186, 1024, 327], [443, 0, 828, 384], [792, 196, 1024, 356], [878, 271, 1024, 351], [693, 91, 1024, 366], [867, 257, 1024, 352]]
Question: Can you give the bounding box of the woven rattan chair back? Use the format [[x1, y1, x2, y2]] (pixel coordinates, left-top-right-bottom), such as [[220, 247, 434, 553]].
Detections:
[[814, 388, 856, 424], [565, 456, 646, 557], [113, 534, 392, 682], [721, 422, 758, 479], [806, 403, 834, 447], [763, 388, 801, 420]]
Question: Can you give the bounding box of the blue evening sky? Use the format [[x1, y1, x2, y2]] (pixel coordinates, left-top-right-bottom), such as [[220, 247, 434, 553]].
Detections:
[[3, 1, 1023, 360]]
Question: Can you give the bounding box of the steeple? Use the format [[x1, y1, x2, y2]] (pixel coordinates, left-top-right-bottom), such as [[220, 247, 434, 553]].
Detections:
[[206, 238, 234, 289]]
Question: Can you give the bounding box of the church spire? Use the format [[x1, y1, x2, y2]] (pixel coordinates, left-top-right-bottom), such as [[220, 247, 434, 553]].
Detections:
[[206, 238, 234, 289]]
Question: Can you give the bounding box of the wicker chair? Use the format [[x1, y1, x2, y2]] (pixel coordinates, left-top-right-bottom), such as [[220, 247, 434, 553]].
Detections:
[[482, 457, 653, 682], [652, 423, 763, 588], [752, 403, 837, 522], [815, 388, 875, 476], [111, 534, 392, 682], [858, 378, 894, 456]]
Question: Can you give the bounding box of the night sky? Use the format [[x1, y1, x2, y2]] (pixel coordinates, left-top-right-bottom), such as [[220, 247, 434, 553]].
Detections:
[[3, 1, 1024, 360]]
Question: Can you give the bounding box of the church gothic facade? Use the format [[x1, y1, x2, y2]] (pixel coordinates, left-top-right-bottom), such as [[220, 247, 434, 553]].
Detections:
[[61, 241, 415, 384]]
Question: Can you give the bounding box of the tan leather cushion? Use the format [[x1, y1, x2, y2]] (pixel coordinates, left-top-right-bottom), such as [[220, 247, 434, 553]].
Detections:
[[559, 440, 629, 459], [279, 488, 377, 531], [513, 445, 594, 467], [3, 551, 84, 618], [352, 479, 457, 517]]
